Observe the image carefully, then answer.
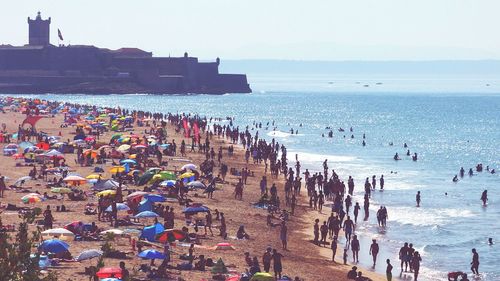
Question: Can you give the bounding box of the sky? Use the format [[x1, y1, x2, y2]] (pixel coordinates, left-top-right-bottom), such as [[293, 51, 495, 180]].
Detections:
[[1, 0, 499, 61]]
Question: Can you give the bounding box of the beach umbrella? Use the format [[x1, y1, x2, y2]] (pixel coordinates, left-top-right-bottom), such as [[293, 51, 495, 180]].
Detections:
[[96, 190, 116, 197], [96, 267, 122, 279], [111, 133, 122, 140], [75, 249, 103, 261], [51, 187, 73, 194], [14, 176, 32, 186], [159, 180, 176, 187], [140, 223, 164, 242], [92, 179, 122, 191], [120, 159, 136, 165], [137, 173, 154, 185], [133, 144, 147, 149], [187, 181, 206, 189], [215, 242, 235, 251], [38, 239, 69, 253], [147, 167, 162, 173], [178, 172, 195, 179], [41, 228, 75, 240], [43, 149, 63, 157], [82, 149, 97, 158], [181, 163, 197, 170], [155, 229, 188, 243], [134, 211, 159, 219], [182, 205, 210, 214], [21, 193, 44, 204], [250, 272, 274, 281], [109, 166, 125, 174], [158, 171, 176, 180], [144, 194, 165, 203], [126, 191, 148, 200], [100, 229, 125, 235], [105, 203, 130, 212], [123, 228, 142, 235], [138, 249, 166, 260], [86, 174, 102, 180], [63, 175, 87, 185], [117, 144, 130, 152]]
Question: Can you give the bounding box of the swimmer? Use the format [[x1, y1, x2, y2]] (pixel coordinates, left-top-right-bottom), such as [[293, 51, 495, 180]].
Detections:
[[412, 153, 418, 161], [404, 143, 408, 148], [468, 168, 473, 176], [460, 167, 465, 177], [362, 140, 366, 146], [480, 190, 488, 206], [488, 238, 493, 245], [416, 191, 421, 207], [406, 149, 410, 156], [452, 175, 458, 182], [393, 153, 401, 161]]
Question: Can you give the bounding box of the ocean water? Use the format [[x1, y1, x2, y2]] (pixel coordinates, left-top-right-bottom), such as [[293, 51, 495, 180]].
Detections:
[[4, 74, 500, 280]]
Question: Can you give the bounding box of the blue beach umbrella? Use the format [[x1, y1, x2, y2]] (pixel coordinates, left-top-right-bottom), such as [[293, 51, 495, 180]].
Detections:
[[144, 194, 165, 203], [134, 211, 159, 219], [120, 159, 136, 164], [182, 205, 210, 214], [138, 249, 166, 260], [39, 239, 69, 253], [160, 180, 176, 187]]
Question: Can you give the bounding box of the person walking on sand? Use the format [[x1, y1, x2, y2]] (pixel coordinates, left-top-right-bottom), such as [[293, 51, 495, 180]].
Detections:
[[280, 221, 288, 250], [262, 247, 272, 273], [320, 221, 328, 246], [272, 249, 284, 279], [313, 219, 320, 245], [343, 216, 355, 245], [331, 236, 338, 262], [471, 248, 479, 275], [369, 239, 380, 267], [351, 235, 360, 263], [416, 191, 421, 207], [386, 259, 393, 281]]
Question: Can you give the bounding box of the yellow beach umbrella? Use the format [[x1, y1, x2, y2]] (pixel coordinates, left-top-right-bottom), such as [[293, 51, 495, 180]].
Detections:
[[179, 172, 195, 179], [96, 190, 116, 197], [117, 144, 130, 152], [109, 166, 125, 174], [86, 174, 101, 180]]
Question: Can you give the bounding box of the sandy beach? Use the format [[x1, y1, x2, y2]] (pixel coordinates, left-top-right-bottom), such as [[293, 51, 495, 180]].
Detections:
[[0, 97, 385, 281]]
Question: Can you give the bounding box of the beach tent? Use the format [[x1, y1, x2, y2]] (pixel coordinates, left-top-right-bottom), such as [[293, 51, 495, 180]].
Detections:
[[38, 239, 69, 253], [138, 199, 153, 212], [211, 258, 229, 274], [140, 223, 164, 242], [138, 249, 166, 260]]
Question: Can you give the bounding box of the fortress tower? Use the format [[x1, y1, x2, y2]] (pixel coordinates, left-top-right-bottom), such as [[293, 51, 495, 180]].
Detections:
[[27, 12, 51, 46]]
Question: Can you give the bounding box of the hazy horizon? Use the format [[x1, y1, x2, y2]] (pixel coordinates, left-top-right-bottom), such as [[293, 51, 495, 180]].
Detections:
[[1, 0, 500, 61]]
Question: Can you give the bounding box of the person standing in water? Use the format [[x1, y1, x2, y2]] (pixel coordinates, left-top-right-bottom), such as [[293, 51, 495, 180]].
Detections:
[[353, 202, 361, 223], [380, 175, 384, 190], [331, 236, 338, 262], [369, 239, 380, 267], [481, 190, 488, 206], [416, 191, 421, 207], [471, 248, 479, 275], [386, 259, 393, 281]]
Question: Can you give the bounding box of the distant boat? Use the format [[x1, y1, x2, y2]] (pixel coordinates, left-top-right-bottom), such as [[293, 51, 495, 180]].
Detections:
[[376, 82, 383, 85], [328, 82, 334, 84], [486, 84, 490, 86], [363, 84, 369, 87]]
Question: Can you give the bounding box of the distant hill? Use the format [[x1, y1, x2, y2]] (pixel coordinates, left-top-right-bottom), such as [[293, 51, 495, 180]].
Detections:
[[220, 60, 500, 75]]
